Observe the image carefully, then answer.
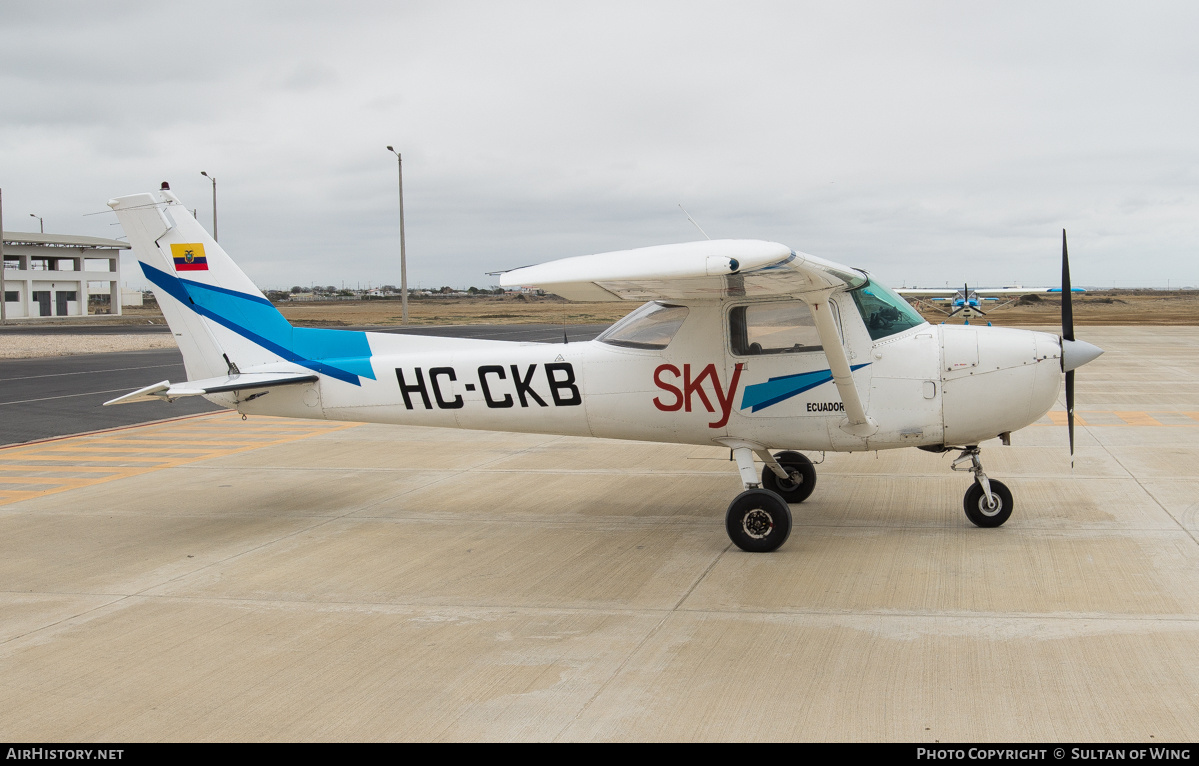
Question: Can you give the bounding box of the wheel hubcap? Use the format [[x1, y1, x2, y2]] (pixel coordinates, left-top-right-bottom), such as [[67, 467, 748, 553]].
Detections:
[[979, 495, 1002, 517], [742, 508, 774, 539], [777, 469, 802, 492]]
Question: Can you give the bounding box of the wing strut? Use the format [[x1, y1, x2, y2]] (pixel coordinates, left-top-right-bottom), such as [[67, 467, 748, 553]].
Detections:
[[810, 291, 877, 437]]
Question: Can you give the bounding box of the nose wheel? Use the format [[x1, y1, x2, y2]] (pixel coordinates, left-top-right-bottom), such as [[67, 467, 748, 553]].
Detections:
[[952, 446, 1014, 528], [963, 480, 1013, 527]]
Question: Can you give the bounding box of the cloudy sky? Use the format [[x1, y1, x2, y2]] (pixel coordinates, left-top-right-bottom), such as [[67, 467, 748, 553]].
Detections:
[[2, 1, 1197, 291]]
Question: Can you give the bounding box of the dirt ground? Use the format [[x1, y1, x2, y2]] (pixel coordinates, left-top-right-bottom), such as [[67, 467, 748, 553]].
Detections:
[[103, 289, 1199, 328], [274, 294, 632, 327], [4, 290, 1192, 359], [0, 333, 178, 359], [114, 294, 634, 327], [905, 290, 1199, 326]]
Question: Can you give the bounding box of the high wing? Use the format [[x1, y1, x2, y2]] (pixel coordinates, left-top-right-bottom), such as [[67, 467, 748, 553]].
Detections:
[[500, 239, 882, 436], [895, 287, 1082, 297], [498, 240, 863, 301]]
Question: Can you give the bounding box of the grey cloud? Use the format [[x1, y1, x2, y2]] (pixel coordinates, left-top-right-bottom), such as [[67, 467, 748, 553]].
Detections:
[[2, 1, 1197, 292]]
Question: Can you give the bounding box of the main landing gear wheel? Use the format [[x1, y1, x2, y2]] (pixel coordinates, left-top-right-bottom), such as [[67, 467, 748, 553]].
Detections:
[[761, 450, 817, 504], [963, 480, 1013, 528], [726, 489, 792, 553]]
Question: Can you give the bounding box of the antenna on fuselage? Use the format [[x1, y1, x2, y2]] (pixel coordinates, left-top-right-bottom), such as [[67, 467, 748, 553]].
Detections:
[[678, 204, 711, 240]]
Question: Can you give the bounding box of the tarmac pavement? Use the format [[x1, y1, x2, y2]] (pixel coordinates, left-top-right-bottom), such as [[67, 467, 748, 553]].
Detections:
[[0, 349, 221, 445], [0, 326, 1197, 741], [0, 324, 608, 446]]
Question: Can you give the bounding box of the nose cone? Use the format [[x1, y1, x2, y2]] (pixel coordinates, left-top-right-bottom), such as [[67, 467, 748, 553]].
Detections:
[[1062, 338, 1104, 372]]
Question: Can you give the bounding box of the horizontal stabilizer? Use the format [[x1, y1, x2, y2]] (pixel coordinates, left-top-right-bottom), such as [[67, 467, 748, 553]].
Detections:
[[103, 380, 173, 406], [103, 372, 319, 406]]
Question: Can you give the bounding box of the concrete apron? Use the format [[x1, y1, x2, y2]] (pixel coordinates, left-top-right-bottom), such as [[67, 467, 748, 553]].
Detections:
[[1, 326, 1198, 741]]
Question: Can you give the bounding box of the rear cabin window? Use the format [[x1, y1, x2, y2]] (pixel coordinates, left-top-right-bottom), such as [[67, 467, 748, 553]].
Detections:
[[730, 302, 823, 356], [598, 302, 688, 350]]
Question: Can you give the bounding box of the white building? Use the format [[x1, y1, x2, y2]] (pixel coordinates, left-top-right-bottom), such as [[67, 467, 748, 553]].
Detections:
[[1, 232, 130, 319]]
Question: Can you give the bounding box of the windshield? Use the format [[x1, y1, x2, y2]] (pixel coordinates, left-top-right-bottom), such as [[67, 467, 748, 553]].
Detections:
[[597, 302, 689, 349], [848, 277, 926, 341]]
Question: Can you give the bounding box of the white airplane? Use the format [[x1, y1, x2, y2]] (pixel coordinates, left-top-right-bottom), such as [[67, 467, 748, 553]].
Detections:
[[896, 284, 1087, 321], [105, 185, 1104, 553]]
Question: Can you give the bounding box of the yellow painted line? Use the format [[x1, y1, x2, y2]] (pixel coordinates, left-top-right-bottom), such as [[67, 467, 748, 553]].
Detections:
[[1114, 411, 1164, 426], [0, 476, 113, 486], [189, 425, 345, 432], [174, 425, 331, 432], [0, 471, 119, 478], [36, 445, 247, 454], [181, 420, 344, 428], [0, 464, 134, 472], [0, 413, 360, 507], [30, 446, 207, 456], [96, 438, 291, 447], [1045, 411, 1088, 426], [1036, 411, 1197, 427], [32, 448, 220, 458], [4, 455, 174, 464], [0, 490, 51, 501]]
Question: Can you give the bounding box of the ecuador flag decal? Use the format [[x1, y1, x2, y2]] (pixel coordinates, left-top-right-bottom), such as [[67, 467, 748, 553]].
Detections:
[[171, 243, 209, 272]]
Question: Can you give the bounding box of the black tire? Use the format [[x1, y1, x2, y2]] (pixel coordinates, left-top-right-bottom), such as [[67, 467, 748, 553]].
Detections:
[[963, 480, 1013, 528], [761, 451, 817, 504], [726, 489, 793, 553]]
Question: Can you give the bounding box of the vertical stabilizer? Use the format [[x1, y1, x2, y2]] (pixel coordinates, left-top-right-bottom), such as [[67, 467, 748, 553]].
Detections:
[[108, 188, 293, 381]]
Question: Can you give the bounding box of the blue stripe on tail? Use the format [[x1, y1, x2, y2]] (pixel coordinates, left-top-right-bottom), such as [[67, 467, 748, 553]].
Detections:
[[141, 262, 375, 386]]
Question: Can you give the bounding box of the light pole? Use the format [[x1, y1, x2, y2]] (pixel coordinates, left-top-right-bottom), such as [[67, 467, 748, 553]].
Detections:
[[386, 146, 409, 324], [1, 188, 6, 324], [29, 214, 43, 234], [200, 171, 217, 241]]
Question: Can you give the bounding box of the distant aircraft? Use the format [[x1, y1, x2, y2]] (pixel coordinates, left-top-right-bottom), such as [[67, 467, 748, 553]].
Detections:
[[897, 284, 1087, 321], [104, 185, 1103, 553]]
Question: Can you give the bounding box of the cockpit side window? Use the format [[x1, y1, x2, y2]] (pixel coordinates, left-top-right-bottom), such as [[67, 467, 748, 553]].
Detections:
[[848, 279, 926, 341], [730, 301, 823, 356], [598, 302, 689, 350]]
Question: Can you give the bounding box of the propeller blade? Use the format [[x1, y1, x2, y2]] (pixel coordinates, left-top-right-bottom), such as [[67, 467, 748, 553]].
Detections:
[[1061, 229, 1074, 342], [1062, 229, 1074, 468], [1066, 368, 1075, 468]]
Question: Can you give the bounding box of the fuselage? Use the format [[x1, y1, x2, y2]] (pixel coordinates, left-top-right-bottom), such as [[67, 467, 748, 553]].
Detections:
[[224, 295, 1065, 453]]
